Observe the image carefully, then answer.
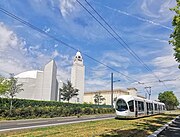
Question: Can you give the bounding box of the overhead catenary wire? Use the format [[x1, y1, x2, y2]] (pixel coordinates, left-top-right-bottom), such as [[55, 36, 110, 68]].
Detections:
[[76, 0, 168, 90], [0, 7, 144, 85]]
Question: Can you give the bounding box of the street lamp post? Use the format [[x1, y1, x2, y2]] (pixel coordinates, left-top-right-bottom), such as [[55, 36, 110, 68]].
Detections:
[[111, 73, 121, 108], [111, 73, 113, 107]]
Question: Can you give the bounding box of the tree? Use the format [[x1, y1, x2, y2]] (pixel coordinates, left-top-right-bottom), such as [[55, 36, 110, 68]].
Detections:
[[0, 76, 10, 95], [5, 74, 24, 114], [94, 92, 105, 105], [59, 81, 79, 103], [169, 0, 180, 69], [158, 91, 179, 110]]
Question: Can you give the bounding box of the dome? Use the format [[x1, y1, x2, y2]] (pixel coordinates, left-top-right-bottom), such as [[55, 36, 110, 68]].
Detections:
[[15, 70, 43, 79]]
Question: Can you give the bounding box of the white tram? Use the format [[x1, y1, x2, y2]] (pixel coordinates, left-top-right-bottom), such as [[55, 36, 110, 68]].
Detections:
[[115, 95, 166, 118]]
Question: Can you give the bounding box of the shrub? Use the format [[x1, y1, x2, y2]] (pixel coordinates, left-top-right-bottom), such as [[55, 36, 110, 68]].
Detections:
[[0, 97, 114, 119]]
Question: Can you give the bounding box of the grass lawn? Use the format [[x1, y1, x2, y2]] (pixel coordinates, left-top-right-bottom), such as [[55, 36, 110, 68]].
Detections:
[[1, 110, 179, 137]]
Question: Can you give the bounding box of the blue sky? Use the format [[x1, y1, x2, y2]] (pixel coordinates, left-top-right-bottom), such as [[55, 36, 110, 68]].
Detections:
[[0, 0, 179, 101]]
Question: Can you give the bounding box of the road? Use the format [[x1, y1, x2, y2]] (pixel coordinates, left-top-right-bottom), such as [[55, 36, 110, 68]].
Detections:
[[0, 114, 115, 132]]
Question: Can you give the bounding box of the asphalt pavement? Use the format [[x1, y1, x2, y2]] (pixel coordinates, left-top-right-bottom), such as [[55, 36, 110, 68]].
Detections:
[[0, 114, 115, 132], [158, 115, 180, 137]]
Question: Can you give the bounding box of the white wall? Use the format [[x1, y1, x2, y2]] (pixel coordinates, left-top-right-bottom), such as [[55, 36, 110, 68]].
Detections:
[[34, 71, 43, 100], [42, 60, 58, 101], [16, 78, 36, 100]]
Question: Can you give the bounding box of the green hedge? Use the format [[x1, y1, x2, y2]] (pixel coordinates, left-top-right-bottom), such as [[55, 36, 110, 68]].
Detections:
[[0, 98, 111, 109], [0, 98, 114, 119]]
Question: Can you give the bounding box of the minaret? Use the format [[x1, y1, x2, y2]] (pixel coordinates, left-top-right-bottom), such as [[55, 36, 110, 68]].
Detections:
[[71, 51, 85, 103]]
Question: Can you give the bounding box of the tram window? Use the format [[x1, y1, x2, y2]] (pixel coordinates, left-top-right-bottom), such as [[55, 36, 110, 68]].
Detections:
[[142, 102, 144, 111], [128, 100, 134, 112], [149, 103, 152, 110], [116, 99, 128, 111], [138, 101, 144, 111], [150, 103, 153, 110], [154, 104, 157, 110]]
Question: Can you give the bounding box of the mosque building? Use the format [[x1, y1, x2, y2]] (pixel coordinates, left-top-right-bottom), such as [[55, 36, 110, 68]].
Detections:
[[15, 60, 58, 101], [14, 51, 139, 105], [15, 51, 85, 102]]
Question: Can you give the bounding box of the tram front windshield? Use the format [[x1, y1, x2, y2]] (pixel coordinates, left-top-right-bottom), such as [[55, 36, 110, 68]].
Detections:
[[116, 99, 128, 111]]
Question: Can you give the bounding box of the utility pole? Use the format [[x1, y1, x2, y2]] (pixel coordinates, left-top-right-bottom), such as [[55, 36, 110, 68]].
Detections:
[[144, 86, 151, 100], [111, 73, 121, 108], [111, 73, 113, 108]]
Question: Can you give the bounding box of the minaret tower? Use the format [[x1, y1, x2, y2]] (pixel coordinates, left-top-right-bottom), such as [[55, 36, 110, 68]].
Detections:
[[71, 51, 85, 103]]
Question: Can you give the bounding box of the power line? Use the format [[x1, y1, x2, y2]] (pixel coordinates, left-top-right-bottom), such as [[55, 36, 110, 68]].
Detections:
[[0, 7, 143, 84], [76, 0, 168, 90], [79, 0, 168, 90]]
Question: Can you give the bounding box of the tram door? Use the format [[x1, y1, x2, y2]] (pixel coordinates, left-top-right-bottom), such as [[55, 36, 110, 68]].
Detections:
[[135, 101, 138, 117], [146, 103, 149, 115]]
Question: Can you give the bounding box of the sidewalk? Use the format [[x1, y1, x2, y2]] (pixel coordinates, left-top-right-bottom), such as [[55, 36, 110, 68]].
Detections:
[[148, 115, 180, 137]]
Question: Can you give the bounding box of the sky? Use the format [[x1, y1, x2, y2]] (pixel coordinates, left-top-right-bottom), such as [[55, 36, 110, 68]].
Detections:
[[0, 0, 179, 101]]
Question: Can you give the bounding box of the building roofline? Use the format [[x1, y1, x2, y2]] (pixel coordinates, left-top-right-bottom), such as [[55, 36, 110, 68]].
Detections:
[[127, 87, 137, 91], [85, 89, 128, 94]]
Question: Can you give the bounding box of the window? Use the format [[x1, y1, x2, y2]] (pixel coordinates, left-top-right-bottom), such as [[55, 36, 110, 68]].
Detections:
[[138, 101, 144, 111], [154, 104, 158, 110], [146, 103, 149, 110], [128, 100, 134, 112], [150, 103, 153, 111], [116, 99, 128, 111]]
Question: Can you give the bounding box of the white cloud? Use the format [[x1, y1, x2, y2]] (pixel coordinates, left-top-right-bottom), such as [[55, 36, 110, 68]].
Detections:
[[104, 5, 173, 31], [132, 51, 180, 100], [44, 28, 50, 33], [0, 22, 24, 50], [0, 22, 29, 74], [0, 22, 72, 83], [141, 0, 176, 23], [151, 55, 178, 68], [101, 51, 130, 69], [85, 79, 110, 92], [60, 0, 76, 17], [52, 50, 60, 58], [84, 50, 132, 92], [84, 46, 180, 101]]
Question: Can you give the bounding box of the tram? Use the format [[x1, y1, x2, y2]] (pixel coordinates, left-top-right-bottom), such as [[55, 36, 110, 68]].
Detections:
[[115, 95, 166, 118]]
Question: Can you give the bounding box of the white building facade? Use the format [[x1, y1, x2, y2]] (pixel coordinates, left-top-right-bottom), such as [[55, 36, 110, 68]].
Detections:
[[15, 60, 58, 101], [84, 88, 139, 105], [70, 51, 85, 103]]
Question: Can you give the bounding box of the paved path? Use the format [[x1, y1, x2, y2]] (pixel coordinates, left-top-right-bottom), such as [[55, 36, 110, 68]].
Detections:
[[158, 115, 180, 137], [0, 114, 115, 132], [149, 115, 180, 137]]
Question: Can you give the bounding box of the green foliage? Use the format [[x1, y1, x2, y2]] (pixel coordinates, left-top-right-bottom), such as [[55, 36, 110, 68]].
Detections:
[[0, 98, 114, 119], [5, 74, 24, 99], [0, 76, 10, 95], [59, 81, 79, 103], [0, 97, 112, 108], [4, 74, 24, 115], [170, 0, 180, 68], [158, 91, 179, 110], [94, 92, 105, 105]]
